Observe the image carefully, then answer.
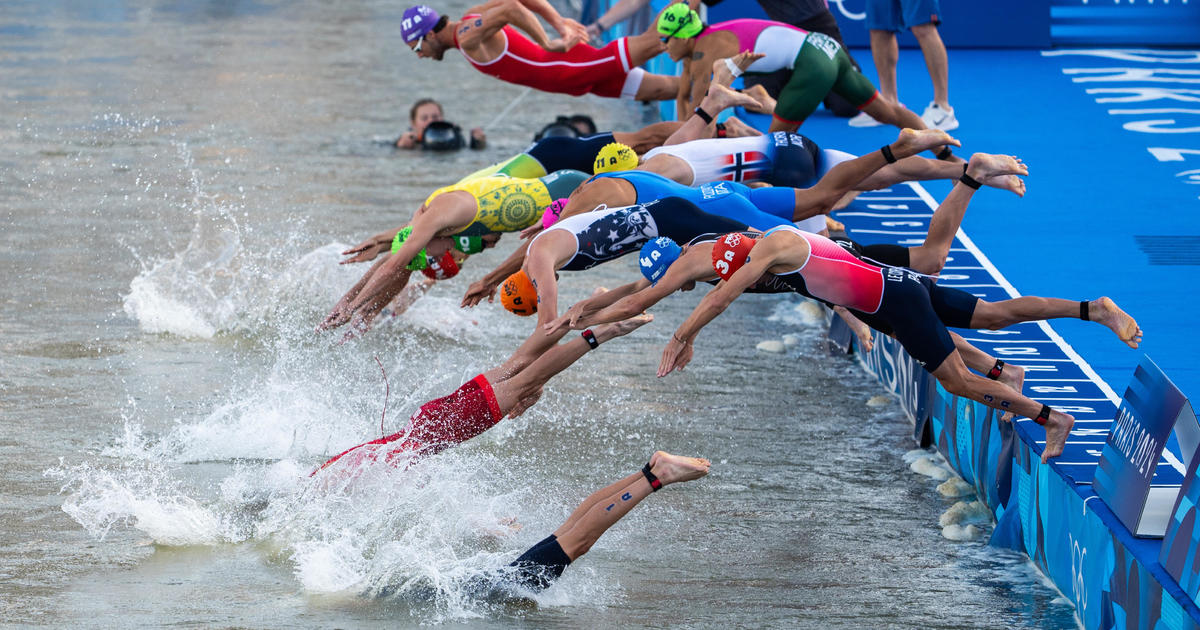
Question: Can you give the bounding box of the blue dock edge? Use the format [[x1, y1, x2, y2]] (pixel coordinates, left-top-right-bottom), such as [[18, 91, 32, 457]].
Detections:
[[834, 183, 1200, 630]]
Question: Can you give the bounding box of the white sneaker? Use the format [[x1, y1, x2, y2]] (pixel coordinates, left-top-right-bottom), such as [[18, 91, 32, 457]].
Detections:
[[848, 111, 882, 128], [921, 102, 959, 131]]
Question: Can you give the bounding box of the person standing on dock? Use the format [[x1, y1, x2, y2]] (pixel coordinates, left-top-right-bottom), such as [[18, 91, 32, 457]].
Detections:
[[401, 1, 679, 101]]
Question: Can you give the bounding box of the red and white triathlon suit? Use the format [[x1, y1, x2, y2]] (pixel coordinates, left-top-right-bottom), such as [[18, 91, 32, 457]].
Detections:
[[456, 15, 646, 98], [313, 374, 503, 474]]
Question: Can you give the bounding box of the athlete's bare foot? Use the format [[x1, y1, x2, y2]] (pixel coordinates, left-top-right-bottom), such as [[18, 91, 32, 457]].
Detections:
[[648, 450, 711, 485], [593, 313, 654, 342], [1089, 296, 1143, 348], [699, 83, 762, 117], [722, 116, 762, 138], [1041, 410, 1075, 463], [590, 286, 609, 297], [892, 128, 960, 158], [964, 153, 1029, 186], [981, 173, 1025, 197], [997, 362, 1026, 422], [824, 216, 845, 233], [711, 52, 766, 87], [740, 85, 776, 115]]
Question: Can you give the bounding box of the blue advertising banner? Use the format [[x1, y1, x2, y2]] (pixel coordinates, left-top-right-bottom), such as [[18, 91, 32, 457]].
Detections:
[[1163, 438, 1200, 606], [1094, 356, 1195, 537]]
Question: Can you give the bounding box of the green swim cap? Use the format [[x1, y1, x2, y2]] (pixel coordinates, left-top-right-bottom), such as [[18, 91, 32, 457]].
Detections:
[[452, 235, 485, 254], [657, 3, 702, 39], [390, 225, 429, 270]]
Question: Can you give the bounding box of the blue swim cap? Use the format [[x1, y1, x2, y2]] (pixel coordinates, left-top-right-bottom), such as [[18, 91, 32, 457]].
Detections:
[[639, 237, 682, 285]]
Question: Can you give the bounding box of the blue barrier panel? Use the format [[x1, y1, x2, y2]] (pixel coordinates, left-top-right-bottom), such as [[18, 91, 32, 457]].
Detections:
[[838, 181, 1200, 629], [1163, 439, 1200, 606], [1095, 356, 1198, 537]]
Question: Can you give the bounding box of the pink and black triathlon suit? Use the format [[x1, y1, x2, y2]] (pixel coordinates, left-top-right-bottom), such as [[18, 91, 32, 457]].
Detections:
[[313, 374, 503, 473], [455, 14, 641, 98], [763, 225, 979, 371]]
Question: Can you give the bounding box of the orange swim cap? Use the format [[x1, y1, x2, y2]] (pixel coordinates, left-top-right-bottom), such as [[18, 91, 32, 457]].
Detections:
[[500, 269, 538, 316]]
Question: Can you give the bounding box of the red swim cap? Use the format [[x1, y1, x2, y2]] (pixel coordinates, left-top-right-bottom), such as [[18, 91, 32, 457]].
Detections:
[[421, 251, 460, 280], [711, 232, 757, 280], [500, 269, 538, 316]]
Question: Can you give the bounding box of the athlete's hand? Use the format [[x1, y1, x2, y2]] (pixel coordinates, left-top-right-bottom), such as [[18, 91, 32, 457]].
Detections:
[[558, 18, 588, 44], [544, 37, 573, 53], [461, 279, 498, 308], [338, 310, 379, 344], [341, 235, 392, 264], [519, 223, 544, 240], [657, 335, 694, 377], [545, 301, 590, 334], [317, 305, 351, 332]]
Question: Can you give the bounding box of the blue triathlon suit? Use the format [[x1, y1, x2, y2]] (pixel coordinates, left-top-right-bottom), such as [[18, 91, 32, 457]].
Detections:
[[591, 171, 796, 231]]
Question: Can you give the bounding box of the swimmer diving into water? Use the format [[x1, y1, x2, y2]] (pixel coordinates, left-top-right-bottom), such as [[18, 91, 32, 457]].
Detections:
[[314, 309, 653, 472], [401, 1, 678, 101]]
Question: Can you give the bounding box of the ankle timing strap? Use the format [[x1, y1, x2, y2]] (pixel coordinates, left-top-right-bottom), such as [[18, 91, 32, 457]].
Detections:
[[959, 164, 982, 189], [986, 358, 1005, 380], [715, 122, 727, 138], [937, 146, 954, 161], [581, 329, 599, 349], [642, 463, 662, 491], [693, 106, 714, 125], [879, 144, 896, 164], [1034, 404, 1052, 426], [1080, 301, 1090, 321]]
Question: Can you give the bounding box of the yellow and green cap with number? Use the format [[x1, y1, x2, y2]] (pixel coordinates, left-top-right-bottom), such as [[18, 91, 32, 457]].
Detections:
[[657, 3, 702, 39]]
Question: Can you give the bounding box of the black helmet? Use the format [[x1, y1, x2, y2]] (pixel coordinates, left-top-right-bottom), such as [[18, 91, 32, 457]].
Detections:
[[567, 114, 597, 136], [534, 116, 580, 142], [421, 121, 465, 151]]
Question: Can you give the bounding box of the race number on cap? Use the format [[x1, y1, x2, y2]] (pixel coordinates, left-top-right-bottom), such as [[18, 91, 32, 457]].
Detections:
[[593, 142, 637, 174], [500, 270, 538, 316], [711, 232, 756, 280]]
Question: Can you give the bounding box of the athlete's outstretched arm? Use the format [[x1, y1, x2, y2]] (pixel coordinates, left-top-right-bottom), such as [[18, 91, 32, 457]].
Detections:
[[658, 240, 788, 376], [461, 0, 558, 51], [462, 238, 534, 307], [554, 246, 714, 332], [544, 280, 648, 333], [513, 0, 587, 43], [340, 224, 407, 265], [321, 198, 471, 333]]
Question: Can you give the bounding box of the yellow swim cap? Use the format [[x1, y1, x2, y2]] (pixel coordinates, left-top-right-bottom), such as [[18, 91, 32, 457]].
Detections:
[[593, 142, 638, 174]]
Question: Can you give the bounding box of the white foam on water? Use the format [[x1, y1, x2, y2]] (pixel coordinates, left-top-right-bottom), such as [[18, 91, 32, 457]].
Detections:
[[755, 339, 785, 353], [936, 477, 975, 498], [940, 523, 983, 542], [48, 460, 235, 546], [909, 455, 951, 480]]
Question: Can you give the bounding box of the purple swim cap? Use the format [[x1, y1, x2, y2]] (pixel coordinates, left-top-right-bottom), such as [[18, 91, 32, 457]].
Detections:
[[401, 5, 440, 43]]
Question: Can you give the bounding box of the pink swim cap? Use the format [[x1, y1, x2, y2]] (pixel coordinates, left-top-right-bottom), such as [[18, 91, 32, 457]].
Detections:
[[542, 198, 570, 229]]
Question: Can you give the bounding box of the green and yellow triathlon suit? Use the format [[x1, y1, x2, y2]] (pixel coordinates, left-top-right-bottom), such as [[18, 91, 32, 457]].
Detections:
[[424, 170, 589, 237]]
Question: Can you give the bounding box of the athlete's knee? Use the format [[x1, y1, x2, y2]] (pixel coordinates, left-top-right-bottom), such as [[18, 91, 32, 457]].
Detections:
[[969, 302, 1005, 329]]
